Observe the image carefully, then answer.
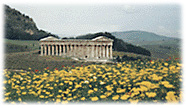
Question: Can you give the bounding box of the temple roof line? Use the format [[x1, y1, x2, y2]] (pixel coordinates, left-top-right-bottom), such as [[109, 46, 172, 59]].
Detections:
[[40, 36, 114, 42]]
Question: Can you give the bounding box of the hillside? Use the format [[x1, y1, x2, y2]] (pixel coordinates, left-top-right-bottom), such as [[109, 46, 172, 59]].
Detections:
[[74, 32, 151, 56], [111, 31, 180, 45], [112, 31, 181, 59], [4, 5, 58, 40]]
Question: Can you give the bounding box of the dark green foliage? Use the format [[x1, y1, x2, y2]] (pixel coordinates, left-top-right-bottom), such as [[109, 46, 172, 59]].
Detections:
[[116, 56, 121, 62], [126, 44, 151, 56], [114, 55, 149, 62], [159, 45, 171, 50], [4, 5, 59, 40]]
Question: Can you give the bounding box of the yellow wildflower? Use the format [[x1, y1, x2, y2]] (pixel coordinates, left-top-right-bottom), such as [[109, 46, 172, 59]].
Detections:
[[160, 81, 170, 85], [67, 97, 73, 101], [164, 84, 175, 88], [69, 81, 73, 85], [116, 88, 126, 93], [120, 94, 130, 100], [165, 91, 178, 102], [18, 98, 22, 102], [22, 92, 27, 95], [164, 63, 169, 66], [94, 88, 98, 91], [140, 86, 148, 92], [4, 97, 9, 101], [81, 97, 86, 101], [58, 90, 63, 93], [91, 96, 99, 101], [39, 95, 44, 98], [146, 92, 157, 98], [100, 95, 107, 99], [56, 95, 61, 98], [61, 100, 68, 104], [56, 99, 61, 103], [11, 101, 16, 104], [129, 99, 139, 104], [88, 90, 94, 94], [5, 92, 11, 96], [112, 95, 119, 101], [46, 91, 50, 95]]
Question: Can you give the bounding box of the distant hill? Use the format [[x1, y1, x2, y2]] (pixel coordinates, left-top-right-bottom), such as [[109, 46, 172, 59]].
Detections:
[[74, 32, 151, 56], [111, 31, 180, 46], [111, 31, 181, 59], [4, 5, 58, 40]]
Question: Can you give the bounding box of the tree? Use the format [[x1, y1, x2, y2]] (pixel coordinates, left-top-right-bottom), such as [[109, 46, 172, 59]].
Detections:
[[116, 56, 121, 62]]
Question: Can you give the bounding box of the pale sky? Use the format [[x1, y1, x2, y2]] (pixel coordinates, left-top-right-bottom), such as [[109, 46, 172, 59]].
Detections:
[[7, 4, 181, 38]]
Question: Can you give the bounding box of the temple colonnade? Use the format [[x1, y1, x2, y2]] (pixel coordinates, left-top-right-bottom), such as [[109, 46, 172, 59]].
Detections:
[[39, 36, 113, 59]]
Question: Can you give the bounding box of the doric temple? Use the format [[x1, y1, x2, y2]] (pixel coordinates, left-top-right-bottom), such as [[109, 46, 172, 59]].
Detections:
[[39, 36, 113, 59]]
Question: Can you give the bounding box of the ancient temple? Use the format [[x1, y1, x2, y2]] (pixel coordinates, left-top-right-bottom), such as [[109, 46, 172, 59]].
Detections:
[[39, 36, 113, 59]]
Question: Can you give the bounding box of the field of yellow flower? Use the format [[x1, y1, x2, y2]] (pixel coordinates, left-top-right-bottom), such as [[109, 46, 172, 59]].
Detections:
[[3, 58, 182, 104]]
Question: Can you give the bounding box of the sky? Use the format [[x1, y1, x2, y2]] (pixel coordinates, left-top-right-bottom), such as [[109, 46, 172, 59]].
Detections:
[[7, 3, 181, 38]]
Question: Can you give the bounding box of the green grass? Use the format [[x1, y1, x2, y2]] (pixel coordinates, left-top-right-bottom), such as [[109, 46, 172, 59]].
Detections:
[[5, 39, 39, 53], [5, 52, 95, 72], [141, 44, 181, 59], [112, 51, 152, 59]]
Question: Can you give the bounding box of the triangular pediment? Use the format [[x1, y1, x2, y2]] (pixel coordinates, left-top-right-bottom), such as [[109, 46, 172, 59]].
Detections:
[[92, 36, 113, 41], [40, 36, 59, 41]]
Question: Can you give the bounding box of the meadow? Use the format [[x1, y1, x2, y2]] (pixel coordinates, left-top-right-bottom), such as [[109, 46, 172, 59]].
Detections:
[[4, 39, 182, 104], [4, 57, 182, 104]]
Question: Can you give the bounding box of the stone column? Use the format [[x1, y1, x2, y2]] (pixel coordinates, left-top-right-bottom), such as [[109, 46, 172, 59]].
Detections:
[[56, 45, 58, 56], [69, 45, 72, 56], [59, 45, 62, 56], [80, 45, 82, 57], [109, 45, 112, 58], [87, 45, 90, 58], [66, 45, 69, 54], [95, 45, 98, 58], [74, 45, 76, 56], [99, 45, 101, 58], [91, 45, 94, 58], [48, 45, 51, 55], [52, 45, 54, 55], [106, 45, 109, 58], [44, 45, 47, 56], [85, 45, 87, 58], [76, 45, 78, 57], [102, 45, 105, 58], [63, 45, 65, 55], [40, 45, 43, 56]]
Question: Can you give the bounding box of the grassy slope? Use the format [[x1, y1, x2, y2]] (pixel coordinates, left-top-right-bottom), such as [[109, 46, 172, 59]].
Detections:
[[141, 44, 181, 59], [5, 52, 94, 71], [5, 39, 39, 52], [112, 31, 181, 59], [4, 39, 96, 71], [138, 40, 181, 59]]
